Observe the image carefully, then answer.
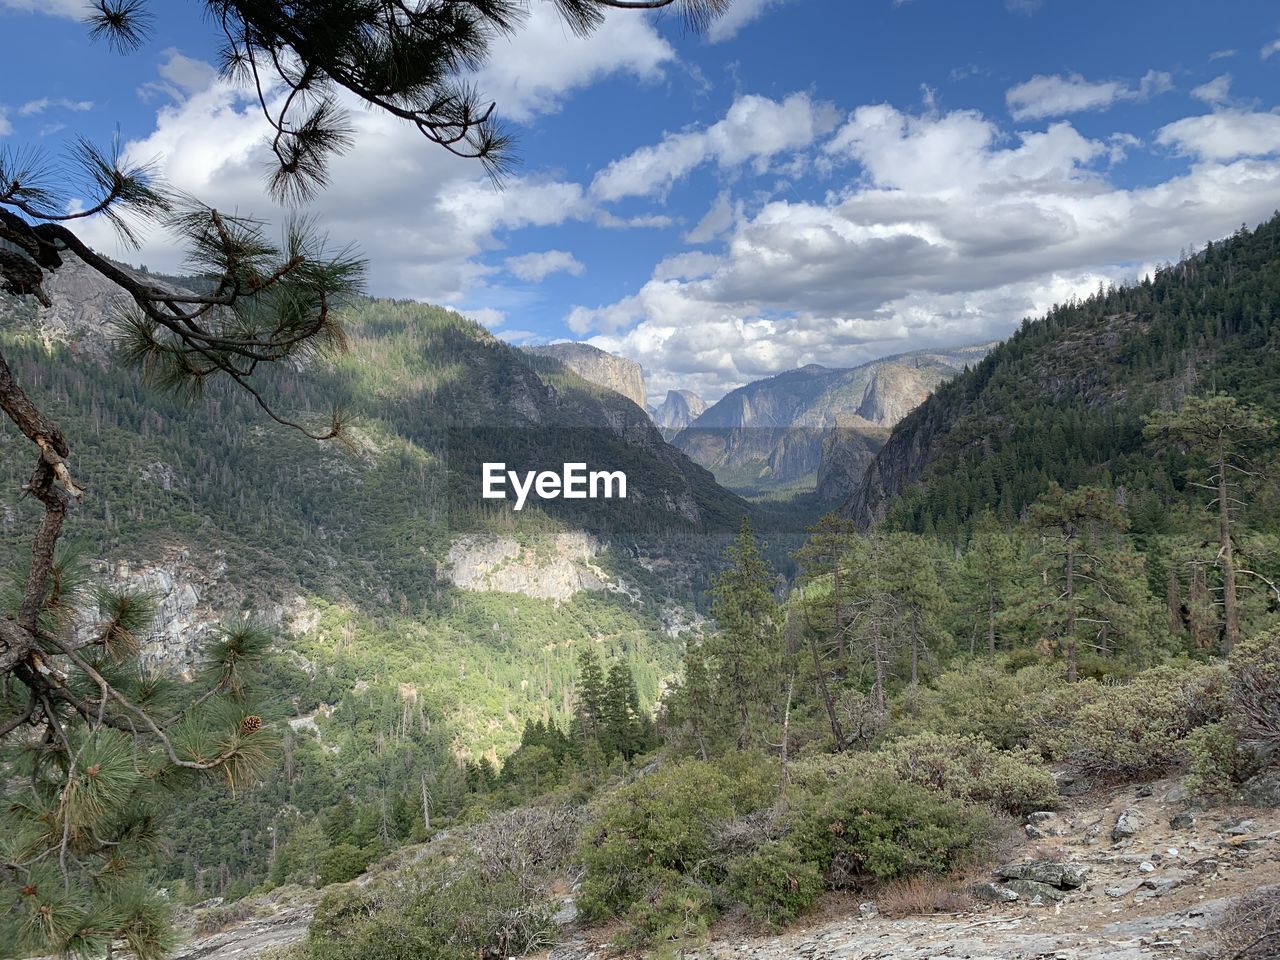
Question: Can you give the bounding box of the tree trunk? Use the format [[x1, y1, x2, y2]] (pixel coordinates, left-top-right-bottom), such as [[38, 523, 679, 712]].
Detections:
[[808, 632, 844, 749], [1217, 445, 1240, 654], [1065, 542, 1078, 682], [987, 590, 997, 656]]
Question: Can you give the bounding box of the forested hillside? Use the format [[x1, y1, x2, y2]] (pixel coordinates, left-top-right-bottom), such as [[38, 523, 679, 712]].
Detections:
[[848, 216, 1280, 541]]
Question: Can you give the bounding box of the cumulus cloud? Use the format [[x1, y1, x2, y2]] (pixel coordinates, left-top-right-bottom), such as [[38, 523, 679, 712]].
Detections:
[[590, 92, 839, 201], [1006, 69, 1172, 120], [72, 5, 675, 301], [571, 103, 1280, 399], [1263, 38, 1280, 60], [1156, 110, 1280, 161], [706, 0, 791, 43], [0, 110, 11, 137], [1191, 75, 1232, 106], [505, 250, 586, 282]]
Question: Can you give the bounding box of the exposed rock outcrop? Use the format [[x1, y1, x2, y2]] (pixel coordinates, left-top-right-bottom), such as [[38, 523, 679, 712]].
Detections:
[[524, 342, 647, 409], [653, 389, 707, 436], [674, 346, 991, 496], [440, 532, 611, 601]]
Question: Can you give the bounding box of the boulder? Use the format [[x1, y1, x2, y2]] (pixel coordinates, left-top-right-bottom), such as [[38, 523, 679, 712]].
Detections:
[[995, 860, 1088, 889], [972, 882, 1021, 904], [1169, 812, 1196, 830], [1112, 809, 1145, 841], [1002, 878, 1067, 903], [1239, 769, 1280, 807]]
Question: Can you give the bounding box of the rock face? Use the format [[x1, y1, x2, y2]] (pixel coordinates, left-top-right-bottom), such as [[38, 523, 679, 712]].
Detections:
[[673, 347, 991, 497], [441, 532, 611, 601], [653, 390, 707, 437], [524, 342, 647, 409]]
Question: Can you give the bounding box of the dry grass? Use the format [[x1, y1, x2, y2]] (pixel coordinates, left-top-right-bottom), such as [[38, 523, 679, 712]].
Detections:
[[875, 875, 975, 919], [1213, 885, 1280, 960]]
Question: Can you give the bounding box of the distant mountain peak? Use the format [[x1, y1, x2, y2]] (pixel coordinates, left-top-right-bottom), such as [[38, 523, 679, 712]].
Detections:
[[523, 341, 646, 409]]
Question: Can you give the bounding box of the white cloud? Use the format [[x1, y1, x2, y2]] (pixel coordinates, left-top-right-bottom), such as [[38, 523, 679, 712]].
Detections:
[[504, 250, 585, 282], [70, 6, 676, 302], [684, 190, 737, 243], [139, 49, 220, 103], [1156, 110, 1280, 161], [1191, 75, 1232, 106], [0, 110, 11, 137], [463, 307, 507, 330], [475, 4, 673, 122], [18, 97, 93, 116], [1006, 69, 1172, 120], [0, 0, 86, 14], [590, 92, 839, 201], [1262, 38, 1280, 60], [572, 103, 1280, 399], [706, 0, 791, 43], [1209, 49, 1237, 61]]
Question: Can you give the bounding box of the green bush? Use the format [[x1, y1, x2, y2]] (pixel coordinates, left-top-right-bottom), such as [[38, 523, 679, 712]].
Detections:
[[1062, 663, 1227, 778], [726, 840, 825, 931], [1186, 723, 1260, 801], [318, 842, 380, 886], [616, 874, 715, 950], [1228, 628, 1280, 759], [576, 759, 736, 923], [890, 662, 1067, 750], [876, 732, 1058, 815], [788, 771, 995, 888]]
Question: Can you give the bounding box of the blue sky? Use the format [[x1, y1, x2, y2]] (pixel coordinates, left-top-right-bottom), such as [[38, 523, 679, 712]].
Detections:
[[3, 1, 1280, 401]]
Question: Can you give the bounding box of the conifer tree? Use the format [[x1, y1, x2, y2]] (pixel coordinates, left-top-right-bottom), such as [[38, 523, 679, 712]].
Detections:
[[707, 518, 782, 748], [1028, 484, 1130, 681], [1144, 394, 1276, 653], [957, 511, 1023, 656]]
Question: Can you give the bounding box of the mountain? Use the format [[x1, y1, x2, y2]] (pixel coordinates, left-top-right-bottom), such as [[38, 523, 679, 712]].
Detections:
[[672, 346, 992, 496], [844, 216, 1280, 538], [523, 341, 647, 410], [653, 389, 707, 437]]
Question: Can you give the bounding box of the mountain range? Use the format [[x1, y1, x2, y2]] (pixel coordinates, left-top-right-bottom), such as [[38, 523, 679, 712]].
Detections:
[[671, 346, 993, 497]]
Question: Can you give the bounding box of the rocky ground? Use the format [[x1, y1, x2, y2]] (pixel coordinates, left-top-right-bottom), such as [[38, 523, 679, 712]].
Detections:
[[172, 776, 1278, 960]]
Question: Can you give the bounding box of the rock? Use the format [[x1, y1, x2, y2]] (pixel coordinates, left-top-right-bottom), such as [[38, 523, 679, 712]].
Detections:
[[1059, 774, 1094, 797], [858, 902, 878, 919], [1001, 878, 1067, 903], [1162, 783, 1190, 804], [1222, 818, 1257, 836], [972, 882, 1021, 903], [1105, 878, 1147, 898], [1136, 784, 1154, 798], [553, 899, 578, 926], [1239, 769, 1280, 807], [995, 860, 1088, 889], [1027, 811, 1056, 824], [1141, 869, 1195, 896], [524, 342, 647, 409], [1112, 809, 1145, 841], [1169, 812, 1197, 830], [1139, 862, 1155, 873]]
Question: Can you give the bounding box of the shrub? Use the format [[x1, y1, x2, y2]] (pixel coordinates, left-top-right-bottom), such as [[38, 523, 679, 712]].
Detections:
[[726, 840, 825, 930], [576, 759, 736, 923], [1229, 628, 1280, 761], [889, 662, 1067, 750], [1187, 723, 1261, 801], [788, 771, 995, 889], [1062, 663, 1227, 778], [876, 732, 1059, 816], [318, 843, 378, 886], [616, 874, 716, 950]]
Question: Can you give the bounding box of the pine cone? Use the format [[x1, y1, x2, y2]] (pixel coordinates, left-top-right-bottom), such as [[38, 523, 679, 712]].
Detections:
[[240, 715, 263, 735]]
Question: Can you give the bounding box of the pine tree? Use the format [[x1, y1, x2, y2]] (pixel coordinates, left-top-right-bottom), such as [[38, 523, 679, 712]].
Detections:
[[1028, 484, 1132, 681], [570, 648, 608, 760], [1145, 394, 1276, 653], [957, 511, 1023, 656], [707, 518, 782, 748]]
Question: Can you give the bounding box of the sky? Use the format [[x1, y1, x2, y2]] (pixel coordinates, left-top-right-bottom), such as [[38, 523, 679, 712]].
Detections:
[[2, 1, 1280, 403]]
